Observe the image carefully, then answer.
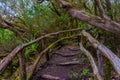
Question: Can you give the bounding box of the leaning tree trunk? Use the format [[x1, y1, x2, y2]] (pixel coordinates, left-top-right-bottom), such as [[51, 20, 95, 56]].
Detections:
[[56, 0, 120, 36]]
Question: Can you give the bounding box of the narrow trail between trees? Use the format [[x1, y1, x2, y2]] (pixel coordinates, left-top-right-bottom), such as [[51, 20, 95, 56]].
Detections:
[[32, 45, 93, 80]]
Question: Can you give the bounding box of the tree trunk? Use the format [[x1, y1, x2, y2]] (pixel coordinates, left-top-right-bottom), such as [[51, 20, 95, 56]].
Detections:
[[105, 0, 113, 19], [56, 0, 120, 36]]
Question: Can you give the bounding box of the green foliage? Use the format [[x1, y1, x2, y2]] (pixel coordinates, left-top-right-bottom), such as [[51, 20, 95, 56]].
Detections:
[[78, 22, 90, 29], [81, 69, 90, 76], [92, 28, 102, 37], [0, 29, 15, 43], [25, 43, 39, 60], [72, 72, 78, 78], [106, 45, 113, 49], [88, 78, 93, 80], [0, 0, 120, 79]]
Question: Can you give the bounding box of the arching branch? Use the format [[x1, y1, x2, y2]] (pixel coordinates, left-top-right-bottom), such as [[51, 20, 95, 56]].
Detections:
[[0, 28, 80, 74], [79, 43, 103, 80], [81, 30, 120, 75]]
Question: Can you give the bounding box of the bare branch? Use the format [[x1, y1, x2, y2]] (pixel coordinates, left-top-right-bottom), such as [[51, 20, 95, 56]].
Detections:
[[27, 35, 80, 80], [40, 74, 60, 80], [18, 52, 26, 80], [56, 61, 81, 66], [81, 30, 120, 75], [56, 0, 120, 36], [96, 49, 105, 78], [0, 28, 80, 74], [79, 43, 103, 80]]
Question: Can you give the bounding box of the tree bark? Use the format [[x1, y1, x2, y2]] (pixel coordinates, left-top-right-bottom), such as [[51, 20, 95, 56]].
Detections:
[[94, 0, 98, 15], [94, 0, 107, 19], [0, 28, 80, 74], [79, 43, 103, 80], [96, 49, 105, 78], [18, 51, 26, 80], [56, 0, 120, 36], [105, 0, 113, 19], [81, 30, 120, 75]]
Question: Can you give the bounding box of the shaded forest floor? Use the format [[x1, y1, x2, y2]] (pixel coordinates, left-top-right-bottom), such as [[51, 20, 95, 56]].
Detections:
[[32, 45, 94, 80]]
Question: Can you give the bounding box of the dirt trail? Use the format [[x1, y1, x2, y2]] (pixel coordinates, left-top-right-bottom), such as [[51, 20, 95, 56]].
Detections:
[[32, 45, 93, 80]]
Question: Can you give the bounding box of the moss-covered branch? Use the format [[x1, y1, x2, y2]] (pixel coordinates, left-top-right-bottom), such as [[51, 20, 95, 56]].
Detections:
[[27, 34, 80, 80], [0, 28, 80, 74]]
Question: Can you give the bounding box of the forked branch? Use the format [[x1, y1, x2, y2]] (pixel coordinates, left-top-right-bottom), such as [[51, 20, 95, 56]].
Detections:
[[56, 0, 120, 36], [81, 30, 120, 75]]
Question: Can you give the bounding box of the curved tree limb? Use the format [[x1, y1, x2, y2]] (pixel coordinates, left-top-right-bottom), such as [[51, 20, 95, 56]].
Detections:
[[81, 30, 120, 75], [96, 49, 105, 78], [79, 43, 103, 80], [0, 28, 80, 74], [27, 35, 80, 80], [56, 0, 120, 36]]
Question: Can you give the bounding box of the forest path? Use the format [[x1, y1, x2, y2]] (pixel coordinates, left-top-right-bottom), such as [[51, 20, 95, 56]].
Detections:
[[32, 45, 93, 80]]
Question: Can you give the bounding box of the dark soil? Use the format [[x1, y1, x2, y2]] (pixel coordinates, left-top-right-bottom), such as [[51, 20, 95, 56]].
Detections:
[[32, 45, 93, 80]]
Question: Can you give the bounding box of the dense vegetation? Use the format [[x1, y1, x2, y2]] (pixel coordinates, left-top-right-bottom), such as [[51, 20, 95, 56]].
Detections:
[[0, 0, 120, 80]]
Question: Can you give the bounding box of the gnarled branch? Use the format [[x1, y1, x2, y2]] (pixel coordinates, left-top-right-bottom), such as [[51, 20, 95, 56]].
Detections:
[[79, 43, 103, 80], [56, 0, 120, 36], [81, 30, 120, 75], [0, 28, 80, 74], [27, 35, 80, 80]]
